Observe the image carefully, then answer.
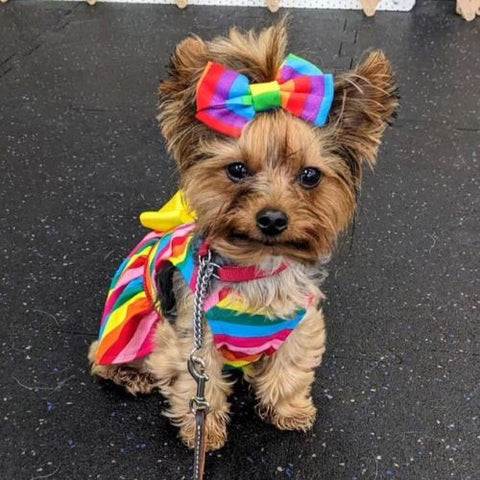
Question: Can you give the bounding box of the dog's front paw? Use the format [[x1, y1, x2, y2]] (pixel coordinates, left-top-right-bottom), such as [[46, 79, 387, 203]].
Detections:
[[258, 397, 317, 432], [179, 415, 227, 451]]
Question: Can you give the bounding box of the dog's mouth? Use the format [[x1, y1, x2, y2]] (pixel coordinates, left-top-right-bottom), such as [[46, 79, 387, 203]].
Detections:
[[228, 232, 311, 252]]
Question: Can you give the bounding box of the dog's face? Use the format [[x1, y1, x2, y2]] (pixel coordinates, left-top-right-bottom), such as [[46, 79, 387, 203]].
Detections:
[[181, 111, 356, 264], [159, 21, 398, 265]]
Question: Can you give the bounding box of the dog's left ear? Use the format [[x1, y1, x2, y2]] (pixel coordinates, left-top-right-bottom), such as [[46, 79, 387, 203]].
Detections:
[[329, 51, 398, 179]]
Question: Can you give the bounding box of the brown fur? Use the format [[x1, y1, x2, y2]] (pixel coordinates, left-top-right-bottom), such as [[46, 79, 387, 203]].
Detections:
[[89, 20, 398, 451]]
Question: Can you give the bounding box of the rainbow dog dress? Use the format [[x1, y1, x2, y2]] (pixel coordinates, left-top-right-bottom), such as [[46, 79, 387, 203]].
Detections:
[[95, 192, 308, 370]]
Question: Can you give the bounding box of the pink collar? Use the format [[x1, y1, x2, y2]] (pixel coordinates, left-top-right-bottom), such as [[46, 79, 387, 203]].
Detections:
[[198, 241, 288, 283], [217, 263, 288, 283]]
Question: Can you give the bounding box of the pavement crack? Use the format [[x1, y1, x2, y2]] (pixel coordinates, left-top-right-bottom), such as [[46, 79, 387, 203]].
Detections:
[[53, 7, 77, 32], [25, 43, 44, 58], [0, 52, 15, 68], [11, 374, 76, 392], [2, 4, 80, 73], [29, 465, 61, 480], [454, 127, 480, 132], [396, 118, 480, 131], [0, 66, 13, 80], [69, 105, 114, 113], [33, 308, 60, 325], [428, 348, 480, 357], [57, 329, 96, 337]]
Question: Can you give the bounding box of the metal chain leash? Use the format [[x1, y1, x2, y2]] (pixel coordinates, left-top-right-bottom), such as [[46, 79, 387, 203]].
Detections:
[[188, 250, 218, 480], [192, 250, 216, 351]]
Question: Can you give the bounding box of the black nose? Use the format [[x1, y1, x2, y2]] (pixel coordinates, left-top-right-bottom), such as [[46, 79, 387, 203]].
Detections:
[[256, 209, 288, 237]]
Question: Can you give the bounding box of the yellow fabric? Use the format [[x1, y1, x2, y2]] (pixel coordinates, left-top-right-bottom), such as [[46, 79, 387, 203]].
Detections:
[[139, 190, 197, 232], [216, 296, 268, 316], [249, 80, 280, 97]]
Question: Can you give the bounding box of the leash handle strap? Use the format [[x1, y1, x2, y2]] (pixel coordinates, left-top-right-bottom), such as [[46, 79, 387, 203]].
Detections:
[[189, 250, 216, 480], [193, 410, 207, 480]]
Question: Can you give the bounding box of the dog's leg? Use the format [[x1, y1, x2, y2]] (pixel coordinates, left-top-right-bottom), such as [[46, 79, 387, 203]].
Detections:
[[88, 340, 161, 395], [247, 308, 326, 431], [147, 319, 232, 451]]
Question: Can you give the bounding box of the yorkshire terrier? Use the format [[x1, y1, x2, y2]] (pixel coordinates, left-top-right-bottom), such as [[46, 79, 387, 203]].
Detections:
[[88, 20, 398, 451]]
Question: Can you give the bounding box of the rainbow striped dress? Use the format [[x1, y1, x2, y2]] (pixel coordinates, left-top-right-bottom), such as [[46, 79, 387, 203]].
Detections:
[[95, 223, 307, 369]]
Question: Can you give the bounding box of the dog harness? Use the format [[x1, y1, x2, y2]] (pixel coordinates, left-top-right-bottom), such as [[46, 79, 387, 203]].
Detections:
[[95, 193, 308, 369]]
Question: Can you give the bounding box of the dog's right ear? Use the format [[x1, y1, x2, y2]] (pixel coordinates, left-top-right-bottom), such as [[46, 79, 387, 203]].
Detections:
[[160, 36, 208, 98], [158, 36, 214, 171]]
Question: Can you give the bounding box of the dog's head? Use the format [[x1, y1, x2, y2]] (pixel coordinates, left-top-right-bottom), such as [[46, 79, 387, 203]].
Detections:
[[158, 20, 398, 265]]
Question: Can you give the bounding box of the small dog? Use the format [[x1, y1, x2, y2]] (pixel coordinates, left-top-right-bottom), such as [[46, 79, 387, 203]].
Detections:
[[89, 20, 397, 451]]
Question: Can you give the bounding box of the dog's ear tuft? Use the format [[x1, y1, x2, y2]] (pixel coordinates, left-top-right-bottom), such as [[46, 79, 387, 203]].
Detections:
[[158, 36, 212, 171], [160, 36, 208, 97], [329, 50, 398, 181], [208, 17, 288, 82]]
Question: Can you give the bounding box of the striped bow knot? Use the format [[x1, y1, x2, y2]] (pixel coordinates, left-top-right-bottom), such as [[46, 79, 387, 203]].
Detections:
[[195, 53, 335, 137]]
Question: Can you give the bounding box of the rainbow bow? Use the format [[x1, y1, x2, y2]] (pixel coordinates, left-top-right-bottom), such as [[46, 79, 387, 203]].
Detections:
[[196, 53, 334, 137]]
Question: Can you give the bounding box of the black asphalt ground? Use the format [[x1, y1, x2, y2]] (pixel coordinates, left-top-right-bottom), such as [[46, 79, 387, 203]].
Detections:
[[1, 1, 479, 479]]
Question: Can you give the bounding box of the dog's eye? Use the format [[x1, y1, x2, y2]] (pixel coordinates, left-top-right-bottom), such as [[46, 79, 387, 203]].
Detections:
[[298, 167, 322, 189], [226, 162, 251, 182]]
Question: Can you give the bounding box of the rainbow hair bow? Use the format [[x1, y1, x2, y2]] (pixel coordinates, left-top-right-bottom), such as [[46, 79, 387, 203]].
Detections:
[[196, 53, 334, 137]]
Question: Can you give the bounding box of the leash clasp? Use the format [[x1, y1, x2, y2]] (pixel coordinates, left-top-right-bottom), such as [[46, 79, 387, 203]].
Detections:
[[188, 351, 210, 414], [188, 350, 210, 480]]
